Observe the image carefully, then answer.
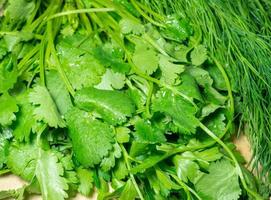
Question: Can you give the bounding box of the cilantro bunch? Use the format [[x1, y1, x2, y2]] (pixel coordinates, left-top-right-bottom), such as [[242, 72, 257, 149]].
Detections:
[[0, 0, 266, 200]]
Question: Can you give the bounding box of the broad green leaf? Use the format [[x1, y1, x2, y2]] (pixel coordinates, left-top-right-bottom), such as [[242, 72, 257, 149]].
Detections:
[[36, 150, 68, 200], [7, 143, 38, 181], [195, 160, 241, 200], [205, 112, 226, 137], [162, 16, 193, 42], [133, 119, 166, 144], [57, 34, 105, 89], [152, 89, 199, 134], [29, 86, 65, 128], [5, 0, 35, 24], [173, 155, 202, 183], [93, 43, 130, 74], [178, 73, 203, 102], [0, 93, 18, 126], [188, 67, 213, 87], [65, 108, 114, 167], [191, 45, 208, 66], [132, 41, 158, 75], [75, 87, 135, 125], [204, 85, 227, 105], [46, 70, 72, 115]]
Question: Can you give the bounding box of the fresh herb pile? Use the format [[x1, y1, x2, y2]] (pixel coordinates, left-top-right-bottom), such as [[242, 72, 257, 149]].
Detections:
[[0, 0, 268, 200], [140, 0, 271, 183]]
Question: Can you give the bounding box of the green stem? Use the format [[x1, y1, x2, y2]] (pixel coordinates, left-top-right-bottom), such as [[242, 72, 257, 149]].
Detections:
[[47, 20, 75, 96], [171, 174, 202, 200], [47, 8, 114, 20], [130, 0, 165, 27], [39, 36, 46, 86], [145, 82, 153, 118], [120, 144, 145, 200]]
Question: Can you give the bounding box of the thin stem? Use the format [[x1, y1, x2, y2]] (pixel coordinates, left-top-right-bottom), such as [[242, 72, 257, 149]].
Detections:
[[39, 36, 46, 86], [120, 144, 145, 200], [130, 0, 165, 27], [47, 20, 75, 96], [47, 8, 115, 20], [145, 82, 153, 118], [171, 174, 202, 200]]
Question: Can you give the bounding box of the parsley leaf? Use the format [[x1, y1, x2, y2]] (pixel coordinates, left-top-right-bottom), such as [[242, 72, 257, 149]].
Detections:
[[191, 45, 208, 66], [95, 69, 126, 90], [77, 168, 94, 196], [132, 41, 159, 75], [36, 150, 68, 200], [29, 85, 65, 128], [152, 89, 199, 134], [75, 87, 135, 125], [195, 160, 241, 200], [66, 108, 115, 167], [0, 93, 18, 126]]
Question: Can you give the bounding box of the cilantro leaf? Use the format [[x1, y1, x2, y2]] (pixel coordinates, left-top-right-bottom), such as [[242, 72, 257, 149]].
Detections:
[[195, 160, 242, 200], [57, 35, 105, 89], [36, 150, 68, 200], [116, 127, 130, 143], [173, 155, 202, 183], [0, 129, 12, 169], [100, 143, 122, 171], [205, 112, 226, 137], [0, 93, 18, 126], [162, 16, 193, 42], [133, 119, 166, 144], [66, 108, 114, 167], [7, 143, 38, 181], [46, 70, 72, 115], [0, 56, 18, 93], [178, 73, 203, 102], [119, 18, 144, 35], [12, 93, 35, 142], [188, 67, 213, 87], [75, 87, 135, 125], [95, 69, 126, 90], [132, 41, 159, 75], [158, 55, 185, 85], [152, 89, 199, 134], [29, 85, 65, 128], [5, 0, 35, 24], [77, 168, 94, 196], [191, 45, 208, 66], [93, 44, 130, 74], [120, 179, 138, 200]]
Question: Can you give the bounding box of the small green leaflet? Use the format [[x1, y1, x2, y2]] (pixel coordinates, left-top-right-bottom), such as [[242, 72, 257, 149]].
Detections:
[[74, 87, 135, 125], [132, 40, 158, 75], [195, 160, 241, 200], [119, 18, 144, 35], [100, 143, 122, 171], [0, 56, 18, 93], [29, 85, 65, 128], [95, 69, 126, 90], [0, 93, 18, 126], [93, 44, 130, 74], [77, 168, 94, 196], [133, 119, 166, 144], [12, 93, 35, 142], [158, 54, 185, 85], [191, 45, 208, 66], [66, 108, 114, 167]]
